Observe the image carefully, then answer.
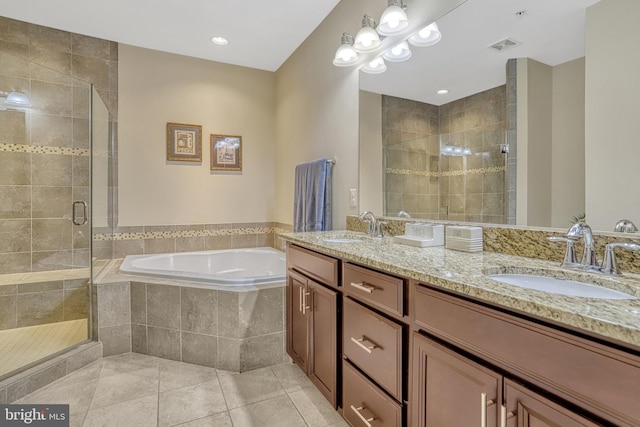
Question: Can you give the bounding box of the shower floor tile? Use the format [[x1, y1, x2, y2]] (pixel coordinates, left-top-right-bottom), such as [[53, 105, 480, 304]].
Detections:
[[0, 319, 88, 377]]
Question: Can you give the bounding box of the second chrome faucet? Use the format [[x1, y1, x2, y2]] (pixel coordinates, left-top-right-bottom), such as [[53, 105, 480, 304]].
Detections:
[[548, 221, 640, 275]]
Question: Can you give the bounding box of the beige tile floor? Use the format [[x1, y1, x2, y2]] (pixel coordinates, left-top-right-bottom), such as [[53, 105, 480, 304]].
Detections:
[[15, 353, 349, 427]]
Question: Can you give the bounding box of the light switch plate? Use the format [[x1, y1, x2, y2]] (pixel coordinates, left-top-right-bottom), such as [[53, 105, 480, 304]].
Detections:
[[349, 188, 357, 207]]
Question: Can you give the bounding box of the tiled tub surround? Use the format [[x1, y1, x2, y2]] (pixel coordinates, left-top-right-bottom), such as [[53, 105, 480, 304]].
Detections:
[[94, 261, 288, 372], [0, 16, 119, 274], [95, 222, 293, 258], [280, 230, 640, 350], [346, 215, 640, 275], [0, 268, 89, 331], [383, 87, 507, 224]]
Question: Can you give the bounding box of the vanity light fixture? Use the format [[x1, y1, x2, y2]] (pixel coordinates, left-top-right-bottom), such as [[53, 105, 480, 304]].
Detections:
[[353, 15, 381, 53], [377, 0, 410, 36], [332, 6, 444, 73], [210, 36, 229, 46], [0, 91, 31, 109], [332, 33, 359, 67], [361, 57, 387, 74], [383, 41, 412, 62], [408, 22, 442, 47]]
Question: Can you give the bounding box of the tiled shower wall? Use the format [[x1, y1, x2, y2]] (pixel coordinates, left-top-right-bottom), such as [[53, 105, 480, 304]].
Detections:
[[0, 17, 118, 273], [383, 86, 507, 224]]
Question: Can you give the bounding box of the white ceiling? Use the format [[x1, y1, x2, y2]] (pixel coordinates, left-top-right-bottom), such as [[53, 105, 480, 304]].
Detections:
[[0, 0, 340, 72], [0, 0, 599, 104], [361, 0, 601, 105]]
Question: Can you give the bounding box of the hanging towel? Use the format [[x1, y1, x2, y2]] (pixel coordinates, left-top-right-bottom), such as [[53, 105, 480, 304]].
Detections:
[[293, 158, 332, 232]]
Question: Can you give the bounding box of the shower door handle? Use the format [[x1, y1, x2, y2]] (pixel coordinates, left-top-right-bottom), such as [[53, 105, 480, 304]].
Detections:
[[72, 201, 88, 225]]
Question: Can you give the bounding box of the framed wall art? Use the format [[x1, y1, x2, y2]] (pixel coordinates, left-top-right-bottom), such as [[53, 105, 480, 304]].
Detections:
[[167, 122, 202, 162], [210, 134, 242, 171]]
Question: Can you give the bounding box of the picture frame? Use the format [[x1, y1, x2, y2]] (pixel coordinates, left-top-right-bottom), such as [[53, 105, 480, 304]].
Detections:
[[167, 122, 202, 162], [210, 134, 242, 171]]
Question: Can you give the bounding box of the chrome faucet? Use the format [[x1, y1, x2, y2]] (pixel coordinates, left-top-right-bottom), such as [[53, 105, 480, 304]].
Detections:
[[548, 221, 640, 275], [397, 210, 411, 218], [566, 221, 599, 270], [359, 211, 377, 236], [359, 211, 386, 237]]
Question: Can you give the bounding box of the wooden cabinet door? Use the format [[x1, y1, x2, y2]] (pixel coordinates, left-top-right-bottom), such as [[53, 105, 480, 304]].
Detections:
[[287, 270, 309, 373], [504, 380, 600, 427], [411, 332, 501, 427], [308, 279, 338, 408]]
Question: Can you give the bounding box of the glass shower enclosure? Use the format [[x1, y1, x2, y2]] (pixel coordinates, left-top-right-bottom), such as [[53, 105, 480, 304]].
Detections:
[[0, 56, 108, 379]]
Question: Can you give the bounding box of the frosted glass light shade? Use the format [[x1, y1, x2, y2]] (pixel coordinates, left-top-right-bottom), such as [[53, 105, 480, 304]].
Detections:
[[361, 57, 387, 74], [377, 3, 410, 36], [4, 91, 31, 107], [354, 16, 381, 53], [383, 41, 412, 62], [333, 34, 358, 67], [408, 22, 442, 47]]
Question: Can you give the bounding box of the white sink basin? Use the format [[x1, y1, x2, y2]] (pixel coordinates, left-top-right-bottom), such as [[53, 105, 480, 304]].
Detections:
[[323, 238, 362, 243], [487, 274, 636, 300]]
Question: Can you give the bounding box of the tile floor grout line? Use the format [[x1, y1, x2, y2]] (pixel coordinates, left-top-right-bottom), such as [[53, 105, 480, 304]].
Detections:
[[80, 360, 106, 426], [156, 357, 161, 427]]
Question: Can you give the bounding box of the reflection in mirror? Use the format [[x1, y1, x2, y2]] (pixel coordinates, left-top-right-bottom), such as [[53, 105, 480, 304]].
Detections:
[[382, 84, 508, 224], [359, 0, 640, 232]]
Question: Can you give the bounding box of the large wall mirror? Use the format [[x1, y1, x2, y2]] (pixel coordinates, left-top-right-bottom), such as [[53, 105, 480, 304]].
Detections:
[[358, 0, 640, 233]]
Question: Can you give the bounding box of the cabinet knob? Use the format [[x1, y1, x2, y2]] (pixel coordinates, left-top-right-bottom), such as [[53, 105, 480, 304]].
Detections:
[[350, 405, 375, 427]]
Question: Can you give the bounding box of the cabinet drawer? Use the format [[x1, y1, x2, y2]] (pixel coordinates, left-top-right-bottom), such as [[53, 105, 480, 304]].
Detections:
[[343, 360, 402, 427], [287, 244, 339, 288], [344, 263, 404, 316], [343, 297, 403, 400], [414, 284, 640, 427]]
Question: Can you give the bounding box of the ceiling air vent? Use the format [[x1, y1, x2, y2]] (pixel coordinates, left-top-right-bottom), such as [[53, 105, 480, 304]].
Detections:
[[488, 38, 520, 52]]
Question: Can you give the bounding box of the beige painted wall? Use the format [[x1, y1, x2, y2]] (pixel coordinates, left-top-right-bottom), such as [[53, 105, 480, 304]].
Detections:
[[516, 58, 553, 227], [359, 90, 383, 214], [551, 58, 585, 228], [274, 0, 384, 229], [517, 57, 585, 228], [586, 0, 640, 231], [118, 45, 277, 226]]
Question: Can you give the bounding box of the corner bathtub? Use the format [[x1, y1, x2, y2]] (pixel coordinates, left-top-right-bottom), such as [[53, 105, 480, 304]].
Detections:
[[116, 247, 288, 372], [119, 247, 286, 286]]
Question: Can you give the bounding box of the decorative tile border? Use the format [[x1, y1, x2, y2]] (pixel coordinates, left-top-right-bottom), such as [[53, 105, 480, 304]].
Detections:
[[94, 224, 290, 241], [0, 143, 90, 156], [386, 165, 505, 177]]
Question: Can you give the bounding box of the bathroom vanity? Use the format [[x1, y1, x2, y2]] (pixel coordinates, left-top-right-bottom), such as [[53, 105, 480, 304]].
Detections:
[[281, 231, 640, 427]]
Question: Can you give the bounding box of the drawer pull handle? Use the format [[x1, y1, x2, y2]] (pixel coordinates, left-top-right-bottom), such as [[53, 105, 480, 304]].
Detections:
[[302, 291, 310, 314], [350, 336, 377, 354], [481, 393, 488, 427], [350, 282, 375, 293], [500, 405, 516, 427], [298, 287, 303, 312], [350, 405, 375, 427]]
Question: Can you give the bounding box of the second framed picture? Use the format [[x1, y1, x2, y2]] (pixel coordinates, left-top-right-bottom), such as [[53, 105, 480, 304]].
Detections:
[[210, 134, 242, 171]]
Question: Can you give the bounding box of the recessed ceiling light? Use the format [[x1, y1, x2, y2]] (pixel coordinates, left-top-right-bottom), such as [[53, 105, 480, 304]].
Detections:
[[437, 89, 449, 95], [210, 36, 229, 46]]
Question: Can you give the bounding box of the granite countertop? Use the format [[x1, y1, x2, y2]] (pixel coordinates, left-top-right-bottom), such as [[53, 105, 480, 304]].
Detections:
[[279, 230, 640, 350]]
